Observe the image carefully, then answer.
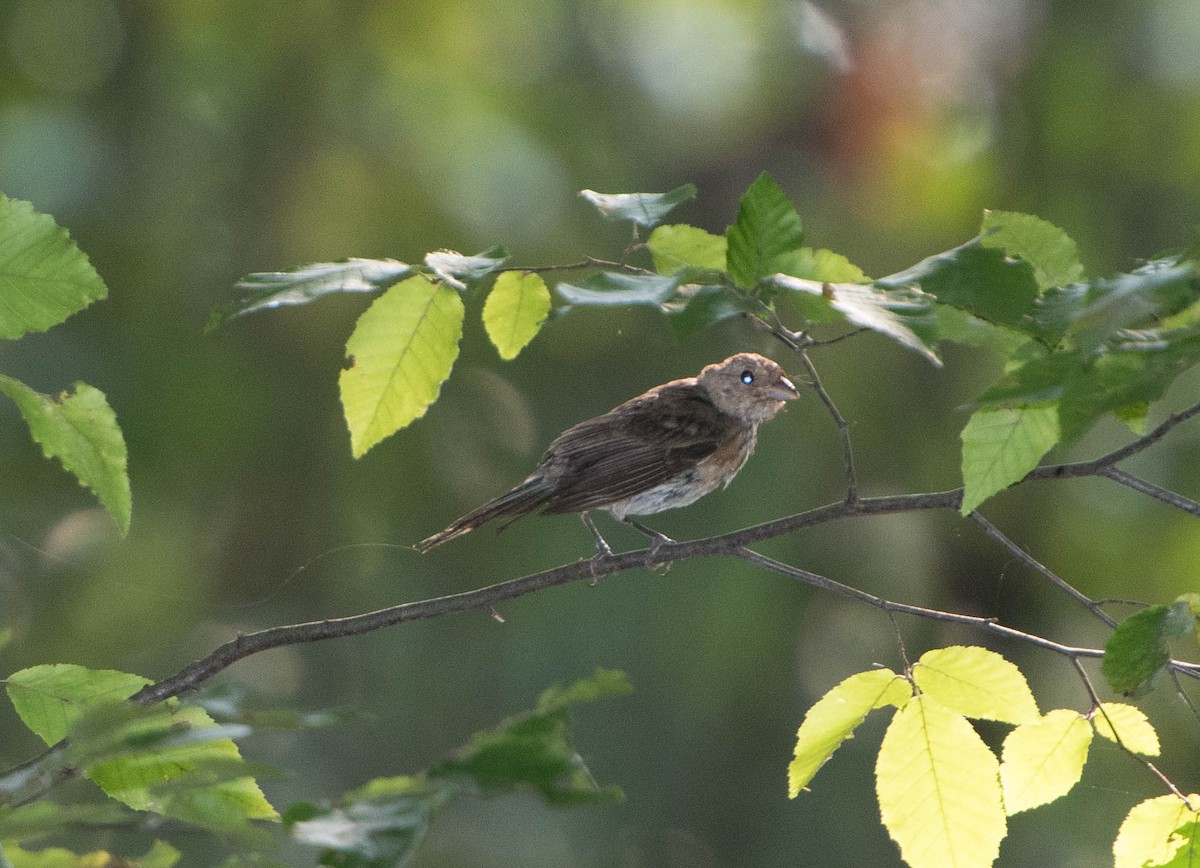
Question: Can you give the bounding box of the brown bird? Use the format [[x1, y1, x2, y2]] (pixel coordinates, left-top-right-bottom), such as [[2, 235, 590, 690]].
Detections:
[[417, 353, 799, 555]]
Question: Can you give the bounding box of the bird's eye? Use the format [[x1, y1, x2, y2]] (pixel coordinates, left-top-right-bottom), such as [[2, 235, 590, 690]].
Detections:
[[740, 370, 754, 385]]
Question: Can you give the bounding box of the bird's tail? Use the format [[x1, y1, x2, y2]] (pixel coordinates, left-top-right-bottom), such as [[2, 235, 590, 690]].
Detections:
[[416, 475, 554, 553]]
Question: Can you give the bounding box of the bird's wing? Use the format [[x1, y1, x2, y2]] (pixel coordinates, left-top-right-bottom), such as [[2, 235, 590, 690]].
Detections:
[[539, 383, 732, 514]]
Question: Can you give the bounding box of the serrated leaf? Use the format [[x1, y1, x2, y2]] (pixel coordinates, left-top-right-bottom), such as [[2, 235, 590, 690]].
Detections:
[[773, 247, 869, 283], [6, 664, 148, 744], [536, 668, 632, 713], [482, 272, 550, 360], [876, 695, 1006, 868], [1103, 606, 1172, 695], [1114, 794, 1200, 868], [339, 275, 464, 457], [999, 709, 1092, 814], [788, 668, 911, 797], [0, 194, 107, 339], [647, 224, 727, 273], [725, 173, 805, 289], [876, 239, 1039, 330], [0, 376, 131, 535], [959, 405, 1059, 515], [769, 275, 942, 365], [209, 258, 411, 330], [913, 646, 1039, 724], [2, 839, 180, 868], [424, 246, 507, 290], [1093, 702, 1161, 755], [555, 271, 680, 307], [580, 184, 696, 229], [980, 211, 1084, 290]]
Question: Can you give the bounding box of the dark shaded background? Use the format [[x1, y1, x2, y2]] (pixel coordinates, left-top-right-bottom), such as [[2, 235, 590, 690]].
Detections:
[[3, 1, 1200, 865]]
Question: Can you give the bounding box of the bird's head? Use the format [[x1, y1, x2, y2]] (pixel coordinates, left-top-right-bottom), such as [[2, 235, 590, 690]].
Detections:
[[699, 353, 799, 425]]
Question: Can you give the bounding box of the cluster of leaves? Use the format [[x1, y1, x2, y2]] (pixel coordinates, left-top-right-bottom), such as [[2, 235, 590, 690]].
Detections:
[[0, 196, 130, 534], [219, 176, 1200, 522], [0, 666, 627, 867], [788, 646, 1194, 868]]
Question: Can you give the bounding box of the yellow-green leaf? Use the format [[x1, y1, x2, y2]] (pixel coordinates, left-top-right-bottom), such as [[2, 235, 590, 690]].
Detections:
[[6, 664, 149, 744], [913, 646, 1039, 724], [482, 272, 550, 360], [876, 695, 1006, 868], [339, 275, 464, 457], [788, 668, 911, 797], [2, 839, 180, 868], [1114, 794, 1200, 868], [1093, 702, 1161, 756], [999, 709, 1092, 814], [0, 376, 131, 535], [960, 405, 1059, 515], [647, 224, 727, 274]]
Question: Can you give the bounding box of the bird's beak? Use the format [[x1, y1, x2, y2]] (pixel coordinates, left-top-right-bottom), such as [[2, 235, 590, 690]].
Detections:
[[769, 375, 800, 402]]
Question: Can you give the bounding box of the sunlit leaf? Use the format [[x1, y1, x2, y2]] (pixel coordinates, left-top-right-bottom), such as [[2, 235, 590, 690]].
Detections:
[[912, 646, 1039, 724], [725, 173, 805, 289], [424, 246, 507, 289], [0, 376, 131, 535], [876, 239, 1039, 330], [6, 663, 148, 744], [959, 405, 1059, 515], [2, 839, 180, 868], [1000, 709, 1092, 814], [1114, 402, 1149, 435], [556, 272, 680, 307], [209, 258, 411, 330], [876, 695, 1006, 868], [788, 668, 910, 797], [482, 272, 550, 360], [1103, 605, 1173, 695], [647, 224, 727, 273], [773, 247, 869, 283], [1092, 702, 1161, 755], [0, 194, 107, 339], [580, 184, 696, 229], [1114, 794, 1200, 868], [980, 210, 1084, 290], [339, 275, 464, 457], [769, 275, 941, 365]]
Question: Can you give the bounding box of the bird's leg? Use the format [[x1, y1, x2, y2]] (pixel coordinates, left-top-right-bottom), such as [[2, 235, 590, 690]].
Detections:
[[580, 511, 613, 558], [620, 518, 675, 559]]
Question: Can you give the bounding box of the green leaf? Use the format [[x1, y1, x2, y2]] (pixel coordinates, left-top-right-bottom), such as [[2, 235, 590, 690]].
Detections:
[[1114, 794, 1200, 868], [980, 210, 1084, 290], [959, 405, 1059, 515], [209, 258, 411, 331], [0, 377, 131, 535], [1092, 702, 1160, 755], [912, 646, 1039, 724], [431, 670, 628, 805], [647, 224, 727, 273], [876, 695, 1006, 868], [770, 275, 942, 365], [0, 194, 107, 339], [876, 239, 1040, 330], [1157, 822, 1200, 868], [482, 272, 550, 360], [1103, 605, 1174, 695], [288, 777, 448, 867], [772, 247, 869, 283], [999, 709, 1092, 814], [788, 668, 911, 797], [555, 271, 680, 307], [2, 839, 180, 868], [664, 285, 754, 338], [1114, 402, 1149, 435], [579, 184, 696, 229], [423, 246, 507, 289], [339, 275, 464, 457], [1060, 260, 1200, 351], [6, 663, 148, 744], [0, 802, 136, 843], [725, 173, 805, 289]]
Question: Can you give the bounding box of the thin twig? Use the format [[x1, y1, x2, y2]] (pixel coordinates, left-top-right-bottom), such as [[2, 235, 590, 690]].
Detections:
[[1100, 467, 1200, 518], [969, 512, 1117, 628], [494, 257, 657, 276], [796, 348, 859, 504]]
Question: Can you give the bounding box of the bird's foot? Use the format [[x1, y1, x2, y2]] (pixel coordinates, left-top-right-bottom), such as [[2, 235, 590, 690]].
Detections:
[[623, 519, 675, 570]]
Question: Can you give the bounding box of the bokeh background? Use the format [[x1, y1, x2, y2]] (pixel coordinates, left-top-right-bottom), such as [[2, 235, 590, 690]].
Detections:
[[3, 0, 1200, 865]]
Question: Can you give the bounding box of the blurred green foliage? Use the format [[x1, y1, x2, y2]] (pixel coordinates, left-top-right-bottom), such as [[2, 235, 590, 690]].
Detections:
[[3, 1, 1200, 865]]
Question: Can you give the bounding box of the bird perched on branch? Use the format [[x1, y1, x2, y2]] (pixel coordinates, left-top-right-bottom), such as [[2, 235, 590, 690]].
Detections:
[[417, 353, 799, 555]]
